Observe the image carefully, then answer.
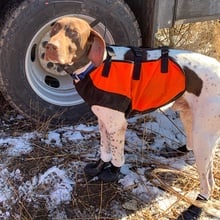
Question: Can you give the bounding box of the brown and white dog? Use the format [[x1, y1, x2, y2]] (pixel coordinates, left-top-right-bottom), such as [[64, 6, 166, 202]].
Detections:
[[45, 17, 220, 218]]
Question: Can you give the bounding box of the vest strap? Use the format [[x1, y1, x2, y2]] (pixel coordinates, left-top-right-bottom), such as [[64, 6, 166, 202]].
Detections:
[[161, 47, 169, 73], [102, 47, 115, 77], [131, 47, 143, 80]]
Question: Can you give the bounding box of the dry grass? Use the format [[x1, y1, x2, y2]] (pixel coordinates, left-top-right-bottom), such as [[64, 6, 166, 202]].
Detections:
[[1, 20, 220, 219], [155, 20, 220, 60], [1, 107, 219, 219]]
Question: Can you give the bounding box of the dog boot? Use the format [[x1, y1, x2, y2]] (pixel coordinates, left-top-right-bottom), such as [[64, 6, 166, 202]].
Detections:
[[177, 205, 202, 220], [84, 159, 109, 177], [177, 194, 207, 220], [98, 163, 120, 182]]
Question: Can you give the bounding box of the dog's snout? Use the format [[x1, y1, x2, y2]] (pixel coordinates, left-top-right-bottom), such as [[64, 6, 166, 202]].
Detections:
[[45, 43, 59, 62], [46, 43, 57, 52]]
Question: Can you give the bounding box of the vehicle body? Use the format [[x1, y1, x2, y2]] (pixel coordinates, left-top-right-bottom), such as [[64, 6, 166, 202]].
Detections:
[[0, 0, 219, 123]]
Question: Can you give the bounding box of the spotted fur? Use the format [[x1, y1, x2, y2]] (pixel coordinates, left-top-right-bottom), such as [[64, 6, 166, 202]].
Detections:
[[45, 17, 220, 217]]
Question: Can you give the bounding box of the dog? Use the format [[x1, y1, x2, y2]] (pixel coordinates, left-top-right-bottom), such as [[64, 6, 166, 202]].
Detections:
[[45, 17, 220, 219]]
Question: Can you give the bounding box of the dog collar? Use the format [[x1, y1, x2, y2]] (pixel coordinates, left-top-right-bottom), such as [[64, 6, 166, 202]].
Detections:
[[70, 63, 95, 81]]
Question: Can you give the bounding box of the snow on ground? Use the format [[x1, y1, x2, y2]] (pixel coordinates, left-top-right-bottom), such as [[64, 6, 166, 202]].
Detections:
[[0, 109, 219, 219]]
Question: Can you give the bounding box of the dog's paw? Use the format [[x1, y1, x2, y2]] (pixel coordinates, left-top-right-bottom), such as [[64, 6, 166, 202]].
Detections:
[[177, 204, 203, 220], [98, 164, 120, 182], [84, 159, 110, 177]]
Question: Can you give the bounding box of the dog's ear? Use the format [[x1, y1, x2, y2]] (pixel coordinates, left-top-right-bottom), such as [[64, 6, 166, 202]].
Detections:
[[88, 29, 106, 66]]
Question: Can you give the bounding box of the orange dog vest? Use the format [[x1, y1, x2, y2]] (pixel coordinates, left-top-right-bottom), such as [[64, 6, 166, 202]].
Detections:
[[75, 46, 186, 114]]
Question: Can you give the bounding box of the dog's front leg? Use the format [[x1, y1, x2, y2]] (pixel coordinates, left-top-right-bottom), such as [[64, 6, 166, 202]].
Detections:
[[91, 105, 127, 182], [98, 118, 112, 162], [92, 105, 127, 167]]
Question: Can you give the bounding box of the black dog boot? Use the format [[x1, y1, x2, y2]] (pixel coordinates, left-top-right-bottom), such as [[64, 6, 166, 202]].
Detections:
[[98, 163, 120, 182], [84, 159, 109, 177], [177, 194, 208, 220]]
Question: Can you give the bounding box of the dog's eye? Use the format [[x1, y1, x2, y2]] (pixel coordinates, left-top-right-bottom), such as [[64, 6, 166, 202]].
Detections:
[[65, 27, 79, 42], [50, 23, 62, 37]]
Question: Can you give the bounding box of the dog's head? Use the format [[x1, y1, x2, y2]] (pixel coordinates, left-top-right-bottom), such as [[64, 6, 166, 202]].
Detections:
[[45, 17, 105, 67]]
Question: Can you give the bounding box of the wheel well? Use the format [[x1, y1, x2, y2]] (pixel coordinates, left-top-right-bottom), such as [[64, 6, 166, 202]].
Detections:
[[125, 0, 156, 47]]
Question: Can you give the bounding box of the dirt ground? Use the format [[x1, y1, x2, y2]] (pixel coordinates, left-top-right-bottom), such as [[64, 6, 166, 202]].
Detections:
[[0, 20, 220, 220]]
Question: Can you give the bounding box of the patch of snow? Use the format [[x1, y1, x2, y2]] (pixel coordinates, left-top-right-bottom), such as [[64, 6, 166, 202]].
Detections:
[[63, 130, 84, 141], [38, 166, 74, 208], [0, 132, 37, 156], [75, 124, 98, 132], [45, 131, 62, 146], [156, 195, 177, 211], [0, 168, 13, 203], [17, 166, 74, 213], [120, 164, 132, 175], [144, 110, 185, 150], [0, 109, 219, 219]]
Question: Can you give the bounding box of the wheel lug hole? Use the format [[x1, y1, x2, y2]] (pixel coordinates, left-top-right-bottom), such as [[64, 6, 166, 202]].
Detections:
[[42, 41, 48, 48], [47, 62, 54, 69], [41, 53, 45, 59]]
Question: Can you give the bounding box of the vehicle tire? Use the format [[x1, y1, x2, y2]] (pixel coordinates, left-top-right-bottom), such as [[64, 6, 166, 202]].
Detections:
[[0, 0, 141, 124]]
